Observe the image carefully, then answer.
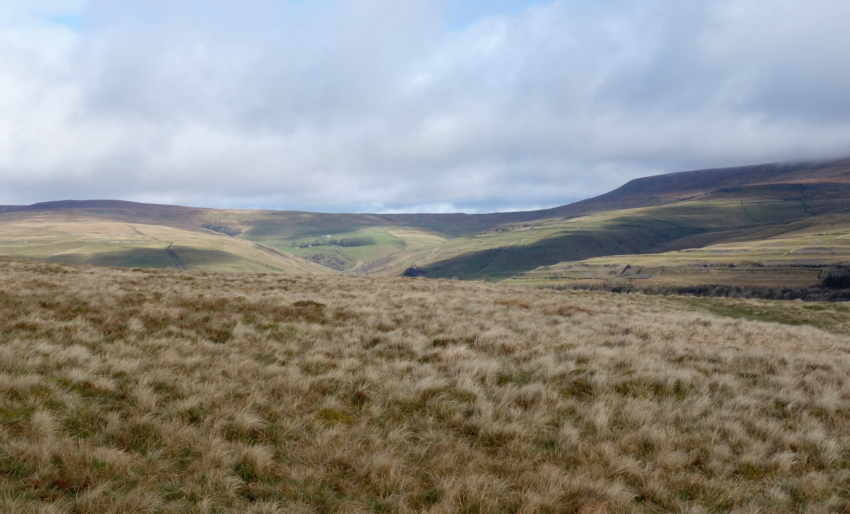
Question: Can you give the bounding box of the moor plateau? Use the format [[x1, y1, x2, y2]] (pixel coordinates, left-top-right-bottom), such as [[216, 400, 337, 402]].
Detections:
[[1, 258, 849, 512]]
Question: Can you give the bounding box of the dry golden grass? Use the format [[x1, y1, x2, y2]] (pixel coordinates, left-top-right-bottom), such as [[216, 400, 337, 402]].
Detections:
[[1, 256, 849, 513]]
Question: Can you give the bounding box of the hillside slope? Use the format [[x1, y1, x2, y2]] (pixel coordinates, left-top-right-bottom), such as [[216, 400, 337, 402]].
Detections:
[[370, 198, 839, 280], [384, 158, 850, 281], [512, 210, 850, 289], [0, 214, 332, 274]]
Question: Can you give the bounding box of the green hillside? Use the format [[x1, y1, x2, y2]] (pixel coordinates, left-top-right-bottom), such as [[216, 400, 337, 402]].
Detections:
[[360, 197, 844, 281]]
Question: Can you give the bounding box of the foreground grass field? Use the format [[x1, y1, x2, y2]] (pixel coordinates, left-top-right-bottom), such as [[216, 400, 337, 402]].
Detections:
[[1, 257, 850, 513]]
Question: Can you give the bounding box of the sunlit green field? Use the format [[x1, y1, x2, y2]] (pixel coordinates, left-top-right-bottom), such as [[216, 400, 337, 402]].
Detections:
[[241, 226, 415, 272]]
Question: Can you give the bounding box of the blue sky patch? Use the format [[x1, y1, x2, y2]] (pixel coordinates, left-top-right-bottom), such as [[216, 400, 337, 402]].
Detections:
[[444, 0, 552, 30], [44, 13, 83, 30]]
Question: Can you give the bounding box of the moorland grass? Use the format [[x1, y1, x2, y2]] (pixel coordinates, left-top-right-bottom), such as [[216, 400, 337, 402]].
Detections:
[[0, 257, 849, 512]]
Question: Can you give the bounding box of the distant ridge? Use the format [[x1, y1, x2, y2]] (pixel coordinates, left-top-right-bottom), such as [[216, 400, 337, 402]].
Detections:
[[3, 157, 850, 221], [546, 158, 850, 217], [0, 199, 200, 213]]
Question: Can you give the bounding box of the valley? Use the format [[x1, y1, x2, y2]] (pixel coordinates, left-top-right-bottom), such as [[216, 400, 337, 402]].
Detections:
[[2, 158, 850, 290]]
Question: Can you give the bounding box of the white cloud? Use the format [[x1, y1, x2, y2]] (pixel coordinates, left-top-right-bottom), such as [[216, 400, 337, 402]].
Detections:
[[0, 0, 848, 212]]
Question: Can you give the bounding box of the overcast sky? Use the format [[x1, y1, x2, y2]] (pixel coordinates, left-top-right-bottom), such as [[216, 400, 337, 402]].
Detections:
[[1, 0, 849, 213]]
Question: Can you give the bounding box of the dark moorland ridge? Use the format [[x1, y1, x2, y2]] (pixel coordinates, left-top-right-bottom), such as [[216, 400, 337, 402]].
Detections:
[[545, 157, 850, 216], [3, 157, 849, 223]]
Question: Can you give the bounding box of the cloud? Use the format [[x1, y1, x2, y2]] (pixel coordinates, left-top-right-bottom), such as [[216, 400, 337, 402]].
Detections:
[[0, 0, 849, 212]]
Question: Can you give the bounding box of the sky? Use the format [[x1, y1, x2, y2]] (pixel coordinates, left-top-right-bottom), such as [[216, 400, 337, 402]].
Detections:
[[0, 0, 849, 213]]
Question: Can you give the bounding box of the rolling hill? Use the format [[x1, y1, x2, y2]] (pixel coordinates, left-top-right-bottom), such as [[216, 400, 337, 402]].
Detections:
[[2, 157, 850, 286]]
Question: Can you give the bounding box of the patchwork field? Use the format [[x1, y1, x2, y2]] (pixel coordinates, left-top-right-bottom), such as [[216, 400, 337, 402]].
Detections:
[[1, 257, 850, 512]]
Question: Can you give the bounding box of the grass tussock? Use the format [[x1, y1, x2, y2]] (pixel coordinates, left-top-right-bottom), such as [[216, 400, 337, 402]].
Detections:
[[0, 256, 850, 513]]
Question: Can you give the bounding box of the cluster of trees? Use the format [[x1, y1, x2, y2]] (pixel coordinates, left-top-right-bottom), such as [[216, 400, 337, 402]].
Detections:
[[307, 253, 347, 271], [340, 237, 376, 247], [292, 237, 376, 249], [403, 266, 427, 277], [201, 224, 242, 237], [821, 272, 850, 289]]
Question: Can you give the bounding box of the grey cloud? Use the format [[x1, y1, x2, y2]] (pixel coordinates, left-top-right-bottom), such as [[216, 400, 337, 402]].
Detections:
[[0, 0, 849, 212]]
